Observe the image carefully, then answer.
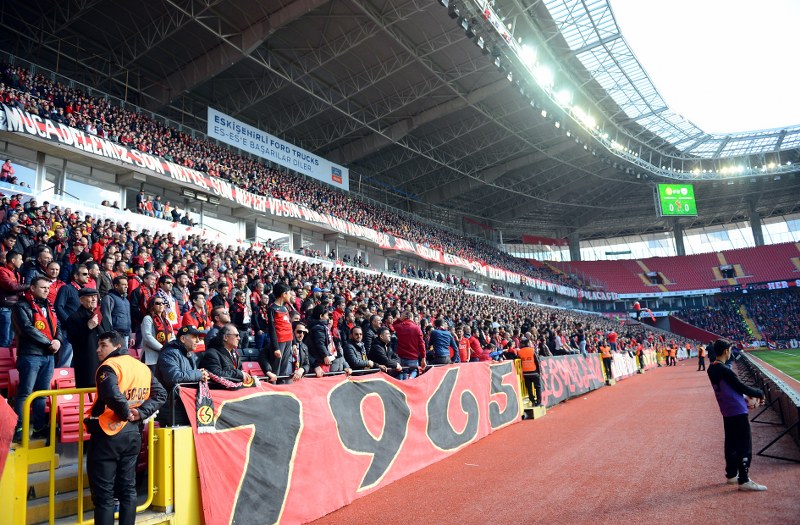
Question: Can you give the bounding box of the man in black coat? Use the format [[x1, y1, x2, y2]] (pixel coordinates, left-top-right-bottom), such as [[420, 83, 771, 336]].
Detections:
[[64, 288, 112, 387], [344, 326, 375, 371], [199, 324, 253, 388], [368, 327, 401, 376]]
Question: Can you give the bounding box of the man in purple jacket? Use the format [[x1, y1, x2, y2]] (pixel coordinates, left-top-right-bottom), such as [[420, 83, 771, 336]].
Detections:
[[707, 339, 766, 491]]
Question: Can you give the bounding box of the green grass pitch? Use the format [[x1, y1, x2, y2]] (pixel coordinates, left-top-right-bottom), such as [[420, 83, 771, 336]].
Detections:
[[749, 348, 800, 382]]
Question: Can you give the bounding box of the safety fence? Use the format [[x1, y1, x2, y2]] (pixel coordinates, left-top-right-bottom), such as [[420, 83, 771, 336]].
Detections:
[[737, 353, 800, 463]]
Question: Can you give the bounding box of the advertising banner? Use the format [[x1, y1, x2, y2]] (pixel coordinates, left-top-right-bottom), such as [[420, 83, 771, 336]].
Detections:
[[538, 354, 605, 407], [0, 104, 615, 300], [206, 107, 349, 191], [610, 352, 638, 380], [179, 362, 520, 525]]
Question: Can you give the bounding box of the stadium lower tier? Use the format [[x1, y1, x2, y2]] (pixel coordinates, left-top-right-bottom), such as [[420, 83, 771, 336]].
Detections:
[[1, 350, 674, 525]]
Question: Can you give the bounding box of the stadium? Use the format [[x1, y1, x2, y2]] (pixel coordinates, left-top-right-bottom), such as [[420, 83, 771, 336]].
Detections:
[[0, 0, 798, 523]]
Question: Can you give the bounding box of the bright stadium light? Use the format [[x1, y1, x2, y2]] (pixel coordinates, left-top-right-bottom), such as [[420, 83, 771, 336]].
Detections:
[[555, 89, 572, 105], [520, 44, 537, 66], [533, 64, 554, 87]]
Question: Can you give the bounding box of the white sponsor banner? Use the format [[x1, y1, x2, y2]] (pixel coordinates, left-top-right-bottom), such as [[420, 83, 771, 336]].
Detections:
[[207, 107, 349, 191], [610, 353, 638, 380]]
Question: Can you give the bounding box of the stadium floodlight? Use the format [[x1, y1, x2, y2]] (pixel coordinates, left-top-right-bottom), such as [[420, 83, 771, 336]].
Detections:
[[768, 162, 776, 169], [540, 109, 547, 118], [533, 64, 554, 88], [520, 44, 537, 67], [555, 89, 571, 106]]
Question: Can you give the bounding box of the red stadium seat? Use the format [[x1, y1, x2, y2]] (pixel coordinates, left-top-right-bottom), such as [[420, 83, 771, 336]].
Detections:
[[0, 347, 13, 394], [56, 393, 93, 443], [51, 368, 76, 390], [7, 368, 19, 399]]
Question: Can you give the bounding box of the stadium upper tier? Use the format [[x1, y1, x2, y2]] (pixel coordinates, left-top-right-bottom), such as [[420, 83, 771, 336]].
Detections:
[[551, 242, 800, 294], [0, 64, 585, 292]]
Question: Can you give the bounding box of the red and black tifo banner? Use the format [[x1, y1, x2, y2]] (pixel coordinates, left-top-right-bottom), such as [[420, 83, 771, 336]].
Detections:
[[0, 395, 16, 476], [179, 362, 520, 525], [539, 354, 606, 407]]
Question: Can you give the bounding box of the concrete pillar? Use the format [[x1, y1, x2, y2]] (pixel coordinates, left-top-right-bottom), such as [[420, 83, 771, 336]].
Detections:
[[749, 205, 765, 246], [673, 220, 686, 256], [568, 232, 581, 262], [33, 152, 47, 193]]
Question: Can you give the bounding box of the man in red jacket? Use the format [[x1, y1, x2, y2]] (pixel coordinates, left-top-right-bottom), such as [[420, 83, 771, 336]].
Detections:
[[0, 251, 28, 347], [392, 309, 426, 379]]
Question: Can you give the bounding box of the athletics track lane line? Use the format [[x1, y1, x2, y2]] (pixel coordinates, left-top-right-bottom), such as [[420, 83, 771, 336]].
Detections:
[[310, 361, 800, 525]]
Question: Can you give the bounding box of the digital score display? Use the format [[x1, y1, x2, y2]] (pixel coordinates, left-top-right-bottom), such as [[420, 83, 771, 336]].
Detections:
[[657, 184, 697, 216]]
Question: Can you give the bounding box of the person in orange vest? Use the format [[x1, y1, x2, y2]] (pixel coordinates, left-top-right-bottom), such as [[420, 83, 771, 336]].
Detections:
[[599, 340, 613, 380], [697, 344, 706, 371], [85, 330, 166, 525], [518, 338, 542, 407], [668, 344, 678, 366], [636, 342, 645, 371]]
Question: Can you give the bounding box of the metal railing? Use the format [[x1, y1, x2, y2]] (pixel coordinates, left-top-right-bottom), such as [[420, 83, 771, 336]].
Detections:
[[16, 388, 156, 524]]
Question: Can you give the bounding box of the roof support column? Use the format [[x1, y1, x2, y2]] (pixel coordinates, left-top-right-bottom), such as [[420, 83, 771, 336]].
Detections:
[[568, 232, 581, 262], [749, 204, 765, 247], [673, 220, 686, 256]]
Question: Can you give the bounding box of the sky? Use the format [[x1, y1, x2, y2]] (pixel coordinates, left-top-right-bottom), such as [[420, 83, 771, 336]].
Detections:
[[609, 0, 800, 134]]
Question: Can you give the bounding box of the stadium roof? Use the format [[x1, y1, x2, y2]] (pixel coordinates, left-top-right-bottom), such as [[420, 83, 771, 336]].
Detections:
[[1, 0, 799, 243]]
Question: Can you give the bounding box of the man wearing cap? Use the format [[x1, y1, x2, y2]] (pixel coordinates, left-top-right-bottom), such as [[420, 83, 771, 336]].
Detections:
[[155, 325, 209, 426], [65, 288, 112, 388]]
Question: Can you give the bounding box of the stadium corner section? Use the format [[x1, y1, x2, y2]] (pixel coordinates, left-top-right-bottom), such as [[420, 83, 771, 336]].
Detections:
[[0, 362, 521, 525]]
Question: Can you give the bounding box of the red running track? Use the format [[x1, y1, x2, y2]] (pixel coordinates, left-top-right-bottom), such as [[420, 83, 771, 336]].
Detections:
[[311, 360, 800, 525]]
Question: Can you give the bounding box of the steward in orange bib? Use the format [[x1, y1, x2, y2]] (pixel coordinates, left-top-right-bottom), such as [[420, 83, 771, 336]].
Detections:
[[668, 345, 677, 367], [518, 339, 542, 407], [600, 342, 613, 380], [697, 344, 706, 371], [86, 330, 166, 525]]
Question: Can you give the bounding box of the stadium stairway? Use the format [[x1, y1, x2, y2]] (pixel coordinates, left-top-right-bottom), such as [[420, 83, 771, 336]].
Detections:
[[739, 305, 762, 340]]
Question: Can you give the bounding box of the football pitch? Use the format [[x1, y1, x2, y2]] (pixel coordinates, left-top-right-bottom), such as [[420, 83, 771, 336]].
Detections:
[[749, 348, 800, 381]]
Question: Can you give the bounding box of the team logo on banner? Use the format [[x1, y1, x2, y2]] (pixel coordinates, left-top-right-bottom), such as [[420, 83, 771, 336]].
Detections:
[[331, 167, 343, 184]]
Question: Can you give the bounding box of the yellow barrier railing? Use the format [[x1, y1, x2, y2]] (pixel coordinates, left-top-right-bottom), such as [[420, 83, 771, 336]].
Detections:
[[16, 387, 156, 525]]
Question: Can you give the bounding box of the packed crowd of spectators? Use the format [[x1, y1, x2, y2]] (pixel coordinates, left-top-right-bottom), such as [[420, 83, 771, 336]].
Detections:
[[392, 262, 476, 290], [0, 194, 681, 364], [676, 299, 750, 343], [0, 64, 586, 291], [739, 289, 800, 344], [676, 290, 800, 345]]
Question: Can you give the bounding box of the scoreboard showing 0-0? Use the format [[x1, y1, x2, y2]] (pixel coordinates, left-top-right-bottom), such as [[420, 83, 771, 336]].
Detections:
[[657, 183, 697, 217]]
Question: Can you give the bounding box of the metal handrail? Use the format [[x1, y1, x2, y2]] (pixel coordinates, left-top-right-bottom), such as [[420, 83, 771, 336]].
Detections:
[[18, 387, 156, 525]]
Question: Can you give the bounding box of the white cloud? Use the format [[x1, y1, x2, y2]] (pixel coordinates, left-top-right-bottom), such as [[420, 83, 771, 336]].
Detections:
[[610, 0, 800, 134]]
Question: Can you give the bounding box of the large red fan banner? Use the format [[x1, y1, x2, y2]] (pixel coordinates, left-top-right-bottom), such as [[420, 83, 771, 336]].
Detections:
[[179, 362, 520, 524]]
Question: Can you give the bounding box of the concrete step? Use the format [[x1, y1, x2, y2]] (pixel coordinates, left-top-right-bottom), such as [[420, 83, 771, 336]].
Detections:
[[27, 488, 93, 525], [50, 509, 175, 525], [26, 463, 87, 500]]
